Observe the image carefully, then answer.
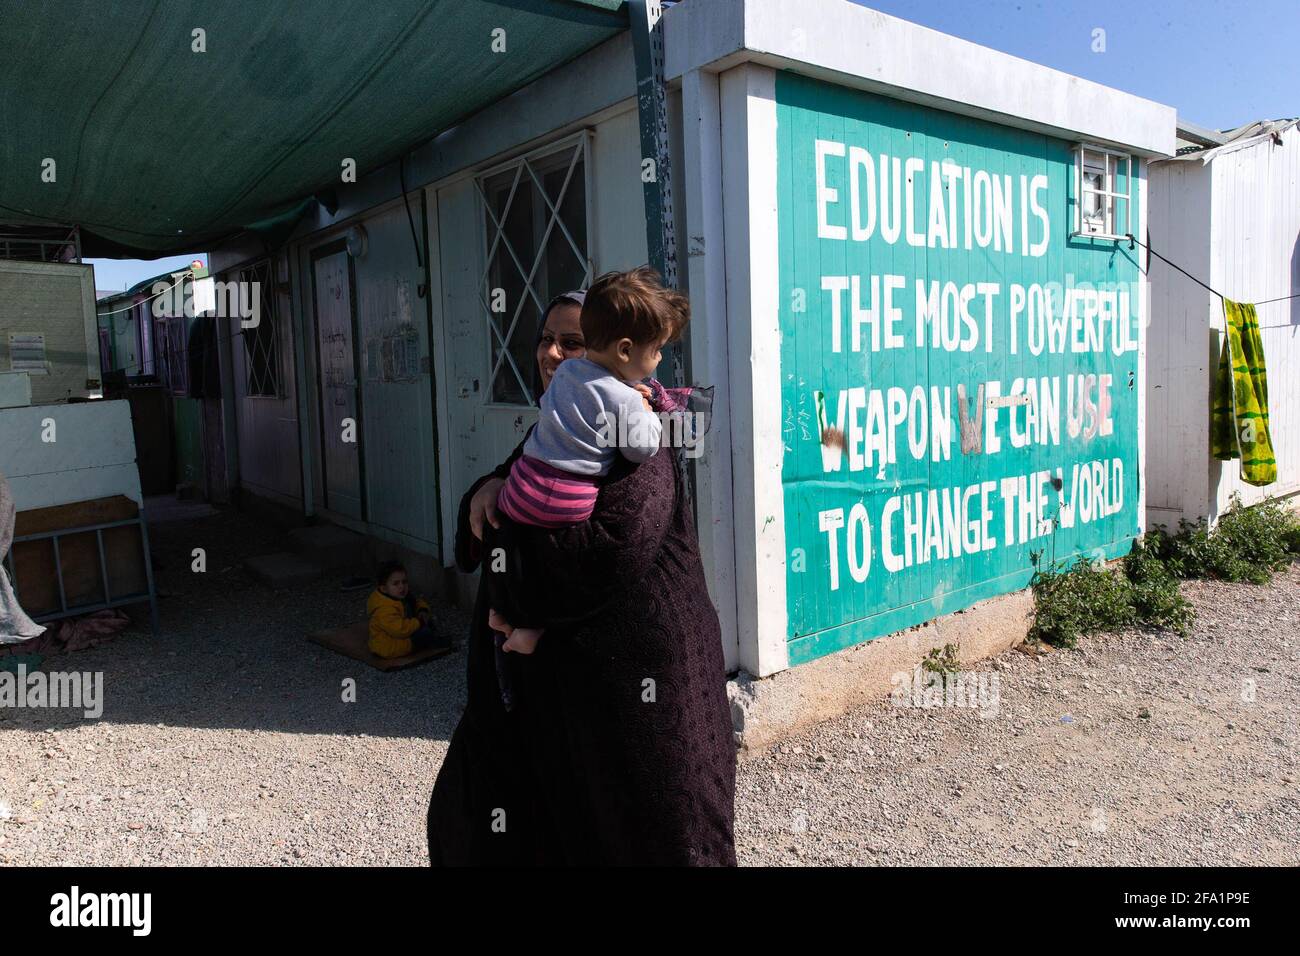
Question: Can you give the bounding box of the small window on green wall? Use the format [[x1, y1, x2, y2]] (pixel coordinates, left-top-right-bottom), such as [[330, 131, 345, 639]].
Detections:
[[1074, 144, 1132, 240]]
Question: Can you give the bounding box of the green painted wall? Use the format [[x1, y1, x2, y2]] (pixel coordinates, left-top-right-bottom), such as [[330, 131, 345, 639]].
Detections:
[[775, 72, 1143, 666], [97, 306, 140, 374], [173, 394, 203, 489]]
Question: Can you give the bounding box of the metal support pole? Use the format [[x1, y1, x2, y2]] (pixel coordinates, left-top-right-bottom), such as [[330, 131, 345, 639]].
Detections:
[[95, 528, 112, 604], [51, 537, 68, 613], [630, 0, 684, 388], [137, 515, 160, 637]]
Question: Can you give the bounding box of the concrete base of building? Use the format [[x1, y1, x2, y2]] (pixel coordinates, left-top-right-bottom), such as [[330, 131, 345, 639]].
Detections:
[[288, 523, 368, 572], [232, 486, 308, 531], [727, 589, 1033, 756], [231, 488, 454, 602], [243, 551, 322, 589]]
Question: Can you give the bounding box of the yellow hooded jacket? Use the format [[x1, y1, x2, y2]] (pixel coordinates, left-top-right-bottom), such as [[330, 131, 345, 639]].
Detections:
[[367, 589, 430, 659]]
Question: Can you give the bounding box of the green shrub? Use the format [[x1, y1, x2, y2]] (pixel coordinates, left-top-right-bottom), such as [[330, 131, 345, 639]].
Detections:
[[1214, 496, 1296, 573], [1284, 523, 1300, 556], [1030, 534, 1197, 647], [1129, 577, 1195, 636], [1122, 535, 1195, 636], [1157, 519, 1249, 581], [1122, 532, 1170, 585], [1028, 557, 1136, 649], [1152, 496, 1299, 584], [1028, 498, 1297, 650]]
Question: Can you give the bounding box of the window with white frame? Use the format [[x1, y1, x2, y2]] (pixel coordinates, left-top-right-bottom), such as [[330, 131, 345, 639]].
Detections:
[[1074, 144, 1132, 240], [476, 136, 591, 406]]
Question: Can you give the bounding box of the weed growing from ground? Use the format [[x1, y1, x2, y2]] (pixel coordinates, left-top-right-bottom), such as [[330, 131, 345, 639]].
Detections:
[[1028, 496, 1298, 647], [921, 642, 962, 677]]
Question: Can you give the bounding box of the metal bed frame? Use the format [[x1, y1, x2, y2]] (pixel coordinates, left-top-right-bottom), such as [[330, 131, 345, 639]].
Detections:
[[4, 514, 160, 637]]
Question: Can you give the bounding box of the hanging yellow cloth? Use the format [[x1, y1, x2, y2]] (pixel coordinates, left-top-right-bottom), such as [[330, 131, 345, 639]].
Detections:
[[1211, 299, 1276, 486]]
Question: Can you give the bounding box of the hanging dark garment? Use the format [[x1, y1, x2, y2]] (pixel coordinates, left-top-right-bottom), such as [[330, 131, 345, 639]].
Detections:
[[430, 441, 737, 866], [186, 315, 222, 399]]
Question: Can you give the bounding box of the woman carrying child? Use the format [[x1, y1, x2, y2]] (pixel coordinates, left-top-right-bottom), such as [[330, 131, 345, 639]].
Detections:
[[427, 270, 736, 866], [481, 268, 682, 656]]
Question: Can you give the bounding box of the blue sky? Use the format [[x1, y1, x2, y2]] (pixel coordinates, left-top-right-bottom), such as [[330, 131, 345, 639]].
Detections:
[[90, 254, 203, 296], [92, 0, 1294, 293], [848, 0, 1297, 128]]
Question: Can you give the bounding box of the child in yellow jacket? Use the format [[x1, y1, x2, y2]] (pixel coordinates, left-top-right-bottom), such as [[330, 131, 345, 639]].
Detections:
[[367, 562, 450, 658]]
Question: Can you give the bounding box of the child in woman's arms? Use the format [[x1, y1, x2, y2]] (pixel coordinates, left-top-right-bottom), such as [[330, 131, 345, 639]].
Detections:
[[367, 561, 450, 659], [488, 267, 690, 654]]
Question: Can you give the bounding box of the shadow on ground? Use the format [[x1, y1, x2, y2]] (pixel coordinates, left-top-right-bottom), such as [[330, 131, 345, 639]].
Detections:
[[1, 504, 473, 741]]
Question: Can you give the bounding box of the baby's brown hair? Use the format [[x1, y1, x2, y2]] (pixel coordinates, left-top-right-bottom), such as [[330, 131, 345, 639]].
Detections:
[[579, 267, 689, 352]]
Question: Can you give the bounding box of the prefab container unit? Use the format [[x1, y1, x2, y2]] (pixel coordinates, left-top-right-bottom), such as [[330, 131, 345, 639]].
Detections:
[[96, 291, 150, 378], [673, 0, 1172, 675], [96, 270, 217, 500], [209, 0, 1175, 676], [0, 260, 100, 404], [96, 270, 194, 385], [213, 250, 304, 513], [1146, 119, 1300, 530], [209, 25, 654, 593]]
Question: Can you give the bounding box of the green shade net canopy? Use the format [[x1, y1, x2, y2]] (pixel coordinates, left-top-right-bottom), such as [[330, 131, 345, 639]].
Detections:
[[0, 0, 627, 257]]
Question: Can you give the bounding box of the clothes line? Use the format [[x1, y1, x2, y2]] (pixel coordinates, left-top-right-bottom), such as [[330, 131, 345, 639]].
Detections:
[[95, 272, 192, 318], [1126, 232, 1300, 308]]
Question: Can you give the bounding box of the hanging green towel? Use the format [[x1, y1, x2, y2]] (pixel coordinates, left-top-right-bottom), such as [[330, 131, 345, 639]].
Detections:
[[1211, 299, 1276, 486]]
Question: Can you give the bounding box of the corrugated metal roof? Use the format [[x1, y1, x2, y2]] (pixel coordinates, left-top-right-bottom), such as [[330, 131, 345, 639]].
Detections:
[[1167, 118, 1300, 163], [96, 268, 189, 306]]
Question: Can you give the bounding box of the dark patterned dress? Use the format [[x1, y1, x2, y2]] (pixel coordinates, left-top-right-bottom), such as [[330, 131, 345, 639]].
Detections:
[[427, 439, 736, 865]]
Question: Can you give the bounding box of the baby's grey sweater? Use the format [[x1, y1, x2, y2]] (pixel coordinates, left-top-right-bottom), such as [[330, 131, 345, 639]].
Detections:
[[523, 357, 662, 476]]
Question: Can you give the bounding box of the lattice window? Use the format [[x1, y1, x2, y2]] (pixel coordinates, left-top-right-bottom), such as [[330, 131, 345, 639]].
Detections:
[[476, 136, 591, 406], [238, 259, 281, 397]]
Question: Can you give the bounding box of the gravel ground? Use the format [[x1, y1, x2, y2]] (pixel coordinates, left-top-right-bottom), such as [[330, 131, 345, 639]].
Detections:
[[0, 508, 471, 866], [735, 565, 1300, 866], [2, 507, 1296, 866]]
